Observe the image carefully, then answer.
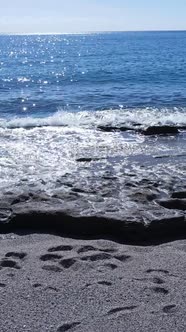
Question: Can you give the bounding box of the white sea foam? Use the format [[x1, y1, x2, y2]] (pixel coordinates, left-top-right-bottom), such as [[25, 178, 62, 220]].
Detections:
[[0, 107, 185, 196], [0, 123, 144, 194], [0, 107, 185, 130]]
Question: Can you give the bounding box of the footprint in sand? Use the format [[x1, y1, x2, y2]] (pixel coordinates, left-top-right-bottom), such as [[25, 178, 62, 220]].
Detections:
[[57, 322, 81, 332], [144, 269, 169, 290], [40, 254, 62, 262], [151, 286, 169, 295], [0, 283, 6, 288], [107, 306, 138, 315], [78, 247, 132, 271], [77, 245, 98, 254], [79, 251, 132, 272], [77, 245, 117, 254], [103, 263, 118, 270], [45, 286, 59, 292], [146, 269, 169, 275], [98, 281, 112, 286], [152, 277, 165, 285], [43, 244, 126, 273], [42, 265, 62, 273], [80, 252, 119, 271], [114, 254, 131, 262], [59, 258, 76, 269], [5, 252, 27, 260], [99, 248, 117, 253], [41, 246, 77, 272], [48, 245, 73, 253], [162, 304, 177, 314], [0, 259, 21, 269], [32, 283, 42, 288], [0, 251, 27, 271], [80, 253, 111, 262]]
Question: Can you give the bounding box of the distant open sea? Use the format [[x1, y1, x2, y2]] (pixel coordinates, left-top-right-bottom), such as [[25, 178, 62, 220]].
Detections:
[[0, 31, 186, 196]]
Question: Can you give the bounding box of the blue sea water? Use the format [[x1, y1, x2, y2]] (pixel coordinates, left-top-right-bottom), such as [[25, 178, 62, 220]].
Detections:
[[0, 31, 185, 195], [0, 31, 186, 118]]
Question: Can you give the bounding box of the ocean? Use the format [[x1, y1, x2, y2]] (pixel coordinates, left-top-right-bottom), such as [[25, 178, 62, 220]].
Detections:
[[0, 32, 185, 225]]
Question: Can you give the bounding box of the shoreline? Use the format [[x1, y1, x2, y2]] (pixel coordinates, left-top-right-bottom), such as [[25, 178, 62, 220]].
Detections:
[[0, 166, 184, 330]]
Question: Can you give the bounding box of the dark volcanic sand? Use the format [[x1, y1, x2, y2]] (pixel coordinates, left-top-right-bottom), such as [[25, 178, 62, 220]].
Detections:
[[0, 234, 186, 332]]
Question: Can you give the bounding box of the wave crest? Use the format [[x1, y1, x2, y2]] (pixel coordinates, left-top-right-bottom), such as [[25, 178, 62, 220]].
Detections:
[[0, 107, 186, 130]]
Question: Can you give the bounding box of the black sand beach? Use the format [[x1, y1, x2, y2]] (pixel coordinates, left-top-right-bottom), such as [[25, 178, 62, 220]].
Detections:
[[0, 233, 186, 331]]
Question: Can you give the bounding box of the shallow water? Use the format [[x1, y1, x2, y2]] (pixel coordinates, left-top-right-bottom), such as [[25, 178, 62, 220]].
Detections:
[[0, 32, 185, 196]]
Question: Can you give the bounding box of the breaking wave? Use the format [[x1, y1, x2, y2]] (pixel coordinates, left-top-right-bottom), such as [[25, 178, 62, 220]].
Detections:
[[0, 107, 185, 130]]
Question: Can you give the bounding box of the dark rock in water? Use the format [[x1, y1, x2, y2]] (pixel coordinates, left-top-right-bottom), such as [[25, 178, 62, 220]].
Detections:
[[142, 126, 179, 136], [76, 158, 100, 162], [0, 194, 183, 244], [171, 191, 186, 199], [129, 189, 157, 203], [158, 199, 186, 211], [98, 125, 132, 132], [177, 125, 186, 130], [0, 157, 185, 244]]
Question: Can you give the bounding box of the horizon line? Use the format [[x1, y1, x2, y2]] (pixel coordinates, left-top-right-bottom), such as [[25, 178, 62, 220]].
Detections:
[[0, 29, 186, 35]]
